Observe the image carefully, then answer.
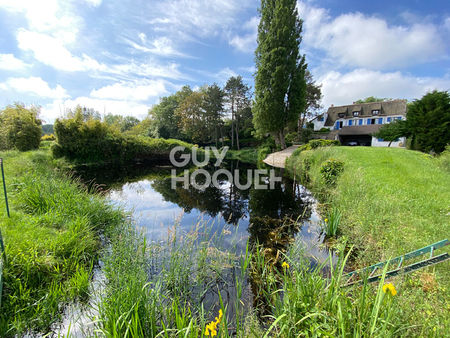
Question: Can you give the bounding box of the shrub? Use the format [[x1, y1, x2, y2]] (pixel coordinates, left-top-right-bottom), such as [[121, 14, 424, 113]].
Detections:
[[257, 146, 272, 163], [41, 134, 56, 141], [285, 132, 300, 145], [320, 158, 344, 185], [0, 103, 42, 151], [323, 207, 342, 237]]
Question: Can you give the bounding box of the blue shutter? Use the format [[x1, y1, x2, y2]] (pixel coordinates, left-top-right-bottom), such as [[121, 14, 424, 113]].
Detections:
[[378, 118, 383, 124], [378, 138, 383, 142], [335, 121, 339, 130], [349, 120, 353, 126], [387, 117, 391, 123], [367, 119, 371, 125], [359, 119, 363, 126]]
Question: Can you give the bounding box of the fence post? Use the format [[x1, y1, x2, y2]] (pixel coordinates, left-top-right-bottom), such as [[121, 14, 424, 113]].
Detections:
[[0, 158, 9, 218]]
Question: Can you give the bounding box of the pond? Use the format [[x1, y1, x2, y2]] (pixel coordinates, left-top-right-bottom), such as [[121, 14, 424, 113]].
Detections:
[[67, 159, 333, 334]]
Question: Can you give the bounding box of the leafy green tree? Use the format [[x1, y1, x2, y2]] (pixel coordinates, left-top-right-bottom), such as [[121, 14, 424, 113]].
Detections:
[[354, 97, 390, 104], [224, 76, 251, 150], [176, 91, 208, 143], [150, 86, 193, 139], [253, 0, 307, 149], [298, 70, 322, 139], [103, 114, 140, 132], [67, 105, 101, 121], [0, 103, 42, 151], [202, 83, 225, 147], [373, 120, 409, 147], [407, 90, 450, 154]]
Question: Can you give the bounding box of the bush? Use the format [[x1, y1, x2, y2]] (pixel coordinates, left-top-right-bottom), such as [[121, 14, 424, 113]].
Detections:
[[320, 158, 344, 185], [41, 134, 56, 141], [257, 146, 272, 163], [53, 113, 196, 164], [0, 103, 42, 151], [285, 132, 300, 145]]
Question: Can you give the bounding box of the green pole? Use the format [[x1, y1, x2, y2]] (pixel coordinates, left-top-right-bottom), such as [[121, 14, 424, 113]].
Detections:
[[0, 158, 9, 218]]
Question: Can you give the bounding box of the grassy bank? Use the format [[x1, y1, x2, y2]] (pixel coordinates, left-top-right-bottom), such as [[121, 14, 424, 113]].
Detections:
[[225, 148, 259, 164], [0, 149, 125, 336], [286, 146, 450, 335]]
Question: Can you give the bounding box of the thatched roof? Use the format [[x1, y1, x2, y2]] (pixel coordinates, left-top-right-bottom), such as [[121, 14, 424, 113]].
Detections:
[[324, 100, 407, 126]]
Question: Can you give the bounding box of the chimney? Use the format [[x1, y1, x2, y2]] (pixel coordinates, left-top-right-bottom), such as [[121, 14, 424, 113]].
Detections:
[[331, 104, 334, 107]]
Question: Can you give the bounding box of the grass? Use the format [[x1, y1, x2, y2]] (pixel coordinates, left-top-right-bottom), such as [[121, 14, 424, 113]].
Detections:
[[286, 146, 450, 336], [93, 217, 404, 337], [0, 148, 125, 336]]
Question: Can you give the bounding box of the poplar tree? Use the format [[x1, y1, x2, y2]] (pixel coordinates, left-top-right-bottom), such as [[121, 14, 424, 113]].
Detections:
[[253, 0, 307, 148]]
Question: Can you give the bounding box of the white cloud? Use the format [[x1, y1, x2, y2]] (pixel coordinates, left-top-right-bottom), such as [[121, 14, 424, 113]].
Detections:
[[0, 76, 69, 99], [298, 2, 448, 70], [125, 36, 190, 58], [318, 69, 450, 108], [83, 0, 102, 7], [229, 16, 259, 53], [41, 97, 150, 122], [91, 80, 169, 101], [0, 0, 80, 42], [0, 53, 29, 70], [17, 29, 105, 72]]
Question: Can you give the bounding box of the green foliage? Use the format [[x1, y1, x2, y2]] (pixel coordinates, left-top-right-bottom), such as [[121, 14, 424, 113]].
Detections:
[[323, 207, 341, 237], [406, 90, 450, 154], [320, 158, 344, 185], [0, 103, 42, 151], [52, 113, 195, 164], [253, 0, 307, 147], [41, 124, 54, 135], [0, 150, 124, 335], [103, 113, 140, 132], [355, 96, 390, 104], [257, 146, 272, 164], [373, 120, 409, 146], [292, 139, 340, 157], [285, 132, 300, 145], [286, 146, 450, 336], [316, 127, 331, 133], [41, 133, 56, 141]]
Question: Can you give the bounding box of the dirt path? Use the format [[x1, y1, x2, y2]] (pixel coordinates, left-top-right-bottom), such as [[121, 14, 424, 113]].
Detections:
[[263, 145, 300, 168]]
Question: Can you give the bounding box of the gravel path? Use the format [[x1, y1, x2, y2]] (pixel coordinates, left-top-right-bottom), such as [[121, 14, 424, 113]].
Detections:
[[262, 145, 300, 168]]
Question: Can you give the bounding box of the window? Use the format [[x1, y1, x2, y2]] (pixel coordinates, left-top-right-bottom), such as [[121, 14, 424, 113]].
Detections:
[[387, 117, 391, 123], [378, 138, 384, 142], [348, 120, 353, 126], [358, 119, 363, 126], [378, 118, 383, 124], [338, 113, 345, 118], [353, 111, 360, 117], [367, 118, 376, 125], [318, 116, 324, 122], [395, 117, 402, 121], [372, 110, 380, 115]]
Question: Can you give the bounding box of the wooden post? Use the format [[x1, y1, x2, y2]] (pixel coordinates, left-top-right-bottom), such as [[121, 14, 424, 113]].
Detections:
[[0, 158, 9, 218]]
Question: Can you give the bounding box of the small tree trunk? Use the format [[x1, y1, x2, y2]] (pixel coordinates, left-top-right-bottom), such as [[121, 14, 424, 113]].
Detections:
[[388, 140, 392, 147], [235, 117, 240, 150], [279, 130, 286, 149]]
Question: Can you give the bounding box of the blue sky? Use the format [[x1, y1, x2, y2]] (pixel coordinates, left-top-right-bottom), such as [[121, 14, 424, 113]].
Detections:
[[0, 0, 449, 123]]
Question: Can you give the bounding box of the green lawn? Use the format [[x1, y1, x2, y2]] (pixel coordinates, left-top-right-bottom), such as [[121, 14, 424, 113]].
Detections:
[[286, 146, 450, 335]]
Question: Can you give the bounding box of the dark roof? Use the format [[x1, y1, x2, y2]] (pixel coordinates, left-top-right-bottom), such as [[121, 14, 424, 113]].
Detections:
[[324, 100, 407, 126], [337, 125, 382, 135]]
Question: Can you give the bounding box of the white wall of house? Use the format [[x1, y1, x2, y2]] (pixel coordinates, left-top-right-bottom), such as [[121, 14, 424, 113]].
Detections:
[[332, 115, 405, 131], [312, 114, 327, 131], [372, 137, 406, 148]]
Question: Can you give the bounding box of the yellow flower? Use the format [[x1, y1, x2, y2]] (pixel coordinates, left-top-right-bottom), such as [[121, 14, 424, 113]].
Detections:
[[205, 310, 223, 336], [325, 218, 328, 223], [382, 283, 397, 296], [282, 261, 290, 269]]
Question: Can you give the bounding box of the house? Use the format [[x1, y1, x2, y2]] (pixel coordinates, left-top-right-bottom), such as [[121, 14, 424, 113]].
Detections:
[[310, 113, 328, 131], [322, 100, 407, 147]]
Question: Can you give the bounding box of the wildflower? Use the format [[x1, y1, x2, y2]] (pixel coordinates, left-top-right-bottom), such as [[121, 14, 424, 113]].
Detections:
[[205, 309, 223, 336], [382, 283, 397, 296], [325, 218, 328, 223], [282, 261, 290, 269]]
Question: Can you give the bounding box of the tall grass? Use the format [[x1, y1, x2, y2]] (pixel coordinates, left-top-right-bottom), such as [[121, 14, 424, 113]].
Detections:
[[0, 149, 125, 336], [286, 146, 450, 335]]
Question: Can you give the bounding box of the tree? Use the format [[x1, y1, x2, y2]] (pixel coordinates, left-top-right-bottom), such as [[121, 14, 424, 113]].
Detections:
[[104, 114, 140, 132], [373, 120, 409, 147], [253, 0, 307, 149], [150, 86, 192, 139], [407, 90, 450, 154], [298, 70, 322, 138], [224, 76, 251, 150], [355, 97, 389, 104], [0, 103, 42, 151], [176, 91, 208, 143], [202, 84, 225, 147]]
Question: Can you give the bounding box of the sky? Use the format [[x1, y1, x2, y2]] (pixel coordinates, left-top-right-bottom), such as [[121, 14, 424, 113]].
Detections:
[[0, 0, 449, 123]]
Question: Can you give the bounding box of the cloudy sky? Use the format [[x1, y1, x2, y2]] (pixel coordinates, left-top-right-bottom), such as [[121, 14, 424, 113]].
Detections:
[[0, 0, 449, 123]]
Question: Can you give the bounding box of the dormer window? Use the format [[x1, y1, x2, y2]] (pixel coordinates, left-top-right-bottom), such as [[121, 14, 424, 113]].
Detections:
[[338, 113, 345, 118], [372, 110, 380, 116], [353, 111, 360, 117]]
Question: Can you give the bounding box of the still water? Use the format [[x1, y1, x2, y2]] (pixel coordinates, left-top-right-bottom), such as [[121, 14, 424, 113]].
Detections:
[[84, 160, 331, 264]]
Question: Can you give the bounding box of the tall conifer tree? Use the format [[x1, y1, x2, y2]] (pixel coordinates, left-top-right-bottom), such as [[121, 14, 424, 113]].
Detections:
[[253, 0, 307, 148]]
